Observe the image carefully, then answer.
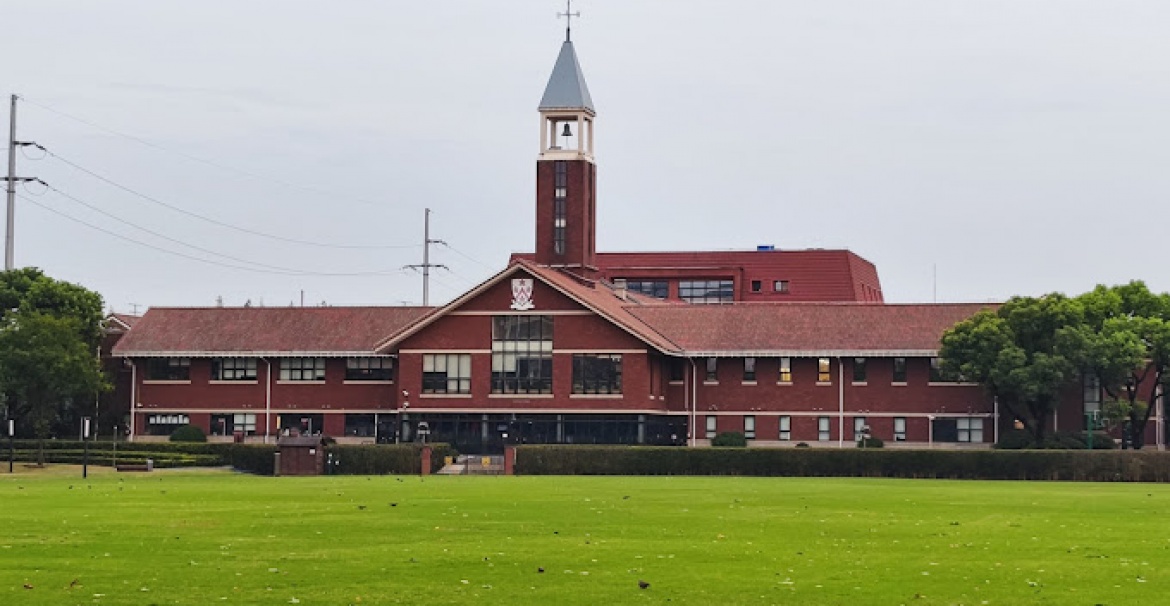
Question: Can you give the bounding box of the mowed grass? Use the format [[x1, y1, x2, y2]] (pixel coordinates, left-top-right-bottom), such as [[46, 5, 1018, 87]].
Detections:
[[2, 468, 1169, 605]]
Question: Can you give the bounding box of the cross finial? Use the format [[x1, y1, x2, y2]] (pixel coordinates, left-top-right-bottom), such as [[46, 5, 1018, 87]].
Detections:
[[558, 0, 581, 42]]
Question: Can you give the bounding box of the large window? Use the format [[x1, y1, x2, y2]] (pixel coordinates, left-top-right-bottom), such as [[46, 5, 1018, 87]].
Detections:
[[280, 357, 325, 381], [423, 354, 471, 394], [492, 316, 553, 394], [778, 357, 792, 383], [146, 414, 190, 436], [211, 413, 257, 436], [743, 357, 756, 382], [553, 161, 567, 256], [146, 358, 189, 381], [344, 414, 376, 437], [818, 416, 831, 441], [346, 357, 393, 381], [779, 416, 791, 441], [625, 280, 668, 299], [572, 354, 622, 394], [211, 357, 256, 381], [817, 358, 832, 383], [957, 418, 983, 443], [679, 280, 734, 304], [893, 357, 907, 383]]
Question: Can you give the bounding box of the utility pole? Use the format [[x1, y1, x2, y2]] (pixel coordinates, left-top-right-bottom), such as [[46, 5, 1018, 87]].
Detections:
[[4, 95, 42, 271], [403, 208, 447, 306], [6, 94, 17, 271]]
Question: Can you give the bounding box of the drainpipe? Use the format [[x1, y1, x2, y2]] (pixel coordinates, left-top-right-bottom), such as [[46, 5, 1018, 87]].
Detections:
[[837, 357, 845, 449], [128, 358, 136, 442], [993, 396, 1000, 444], [683, 357, 692, 449], [263, 358, 272, 444]]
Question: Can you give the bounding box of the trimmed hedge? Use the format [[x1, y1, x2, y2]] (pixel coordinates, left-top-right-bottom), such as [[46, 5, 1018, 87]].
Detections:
[[514, 445, 1170, 482], [711, 432, 748, 447], [327, 443, 455, 475], [169, 425, 208, 443]]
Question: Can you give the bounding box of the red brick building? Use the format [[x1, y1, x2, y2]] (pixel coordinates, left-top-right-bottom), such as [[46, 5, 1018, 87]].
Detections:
[[111, 34, 1143, 450]]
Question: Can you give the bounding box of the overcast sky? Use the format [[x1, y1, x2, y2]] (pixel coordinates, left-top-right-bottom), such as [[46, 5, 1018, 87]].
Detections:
[[4, 1, 1168, 312]]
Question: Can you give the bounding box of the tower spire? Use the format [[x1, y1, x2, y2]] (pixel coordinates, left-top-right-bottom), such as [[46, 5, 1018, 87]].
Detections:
[[558, 0, 580, 42]]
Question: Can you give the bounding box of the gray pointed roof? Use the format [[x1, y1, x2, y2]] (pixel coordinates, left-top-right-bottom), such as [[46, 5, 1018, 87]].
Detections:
[[539, 41, 595, 113]]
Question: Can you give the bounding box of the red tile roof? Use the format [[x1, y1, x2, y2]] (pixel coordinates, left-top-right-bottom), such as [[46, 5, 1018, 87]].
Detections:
[[112, 306, 431, 356], [625, 303, 995, 356]]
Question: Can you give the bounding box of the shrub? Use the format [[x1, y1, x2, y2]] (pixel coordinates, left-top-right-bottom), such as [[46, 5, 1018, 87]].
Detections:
[[795, 442, 810, 448], [327, 443, 455, 475], [710, 432, 748, 447], [856, 436, 884, 448], [513, 445, 1170, 482], [169, 425, 207, 443]]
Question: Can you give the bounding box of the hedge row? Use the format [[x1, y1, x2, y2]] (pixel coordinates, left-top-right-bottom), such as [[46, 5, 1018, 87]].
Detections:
[[514, 446, 1170, 482], [327, 444, 456, 475], [7, 449, 224, 468]]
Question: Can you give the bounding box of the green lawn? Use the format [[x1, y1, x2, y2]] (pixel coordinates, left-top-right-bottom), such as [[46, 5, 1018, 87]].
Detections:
[[1, 467, 1168, 605]]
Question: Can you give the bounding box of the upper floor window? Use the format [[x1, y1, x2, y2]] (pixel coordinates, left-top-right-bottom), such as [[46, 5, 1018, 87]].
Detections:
[[679, 280, 734, 304], [668, 359, 685, 382], [280, 357, 325, 382], [211, 357, 256, 381], [778, 357, 792, 383], [625, 280, 668, 299], [572, 354, 623, 395], [852, 357, 867, 383], [817, 358, 832, 383], [750, 280, 762, 293], [1083, 374, 1101, 413], [423, 353, 471, 394], [492, 315, 553, 394], [705, 357, 718, 382], [893, 357, 907, 383], [346, 357, 393, 381], [553, 161, 567, 256], [929, 357, 960, 383], [774, 280, 789, 293], [743, 357, 756, 382], [146, 358, 189, 381]]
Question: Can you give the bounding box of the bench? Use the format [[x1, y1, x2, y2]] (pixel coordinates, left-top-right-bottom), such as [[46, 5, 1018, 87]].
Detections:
[[115, 463, 153, 472]]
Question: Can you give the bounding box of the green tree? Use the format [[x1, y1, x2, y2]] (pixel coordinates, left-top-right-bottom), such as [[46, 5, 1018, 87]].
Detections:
[[0, 269, 107, 458], [0, 312, 106, 464], [940, 294, 1085, 444], [1072, 282, 1170, 449]]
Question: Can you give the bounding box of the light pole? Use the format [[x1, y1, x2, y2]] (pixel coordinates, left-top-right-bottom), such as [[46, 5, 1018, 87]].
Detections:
[[7, 418, 14, 474], [81, 416, 91, 479]]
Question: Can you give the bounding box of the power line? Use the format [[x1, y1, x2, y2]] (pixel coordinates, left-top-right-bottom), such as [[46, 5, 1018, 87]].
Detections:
[[36, 183, 409, 276], [17, 191, 413, 278], [439, 241, 497, 270], [40, 146, 419, 251], [21, 96, 391, 209]]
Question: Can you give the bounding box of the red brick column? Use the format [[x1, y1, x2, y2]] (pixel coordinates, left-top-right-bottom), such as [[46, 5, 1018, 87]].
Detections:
[[504, 446, 516, 475], [420, 446, 432, 476]]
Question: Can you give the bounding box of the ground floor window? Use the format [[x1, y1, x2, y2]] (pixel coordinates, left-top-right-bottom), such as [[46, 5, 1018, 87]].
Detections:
[[146, 413, 190, 436], [853, 416, 868, 441], [395, 413, 683, 452], [957, 417, 983, 443], [233, 414, 257, 435], [779, 416, 791, 441], [279, 414, 324, 436], [706, 415, 717, 438], [744, 415, 755, 439], [818, 416, 831, 441], [894, 417, 907, 441], [345, 414, 376, 438]]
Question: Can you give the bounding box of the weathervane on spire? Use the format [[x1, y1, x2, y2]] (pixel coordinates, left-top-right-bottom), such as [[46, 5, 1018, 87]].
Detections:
[[558, 0, 581, 42]]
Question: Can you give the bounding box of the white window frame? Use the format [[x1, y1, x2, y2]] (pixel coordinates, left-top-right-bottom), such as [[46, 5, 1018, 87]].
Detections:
[[853, 416, 868, 441], [818, 416, 831, 441], [957, 418, 983, 443], [744, 415, 755, 439], [894, 417, 907, 441], [705, 415, 717, 439], [280, 357, 326, 382], [779, 415, 791, 441]]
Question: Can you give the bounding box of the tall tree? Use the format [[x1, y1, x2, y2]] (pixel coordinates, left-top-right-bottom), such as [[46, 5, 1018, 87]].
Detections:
[[940, 294, 1085, 443], [1073, 282, 1170, 449], [0, 269, 107, 450], [0, 312, 106, 464]]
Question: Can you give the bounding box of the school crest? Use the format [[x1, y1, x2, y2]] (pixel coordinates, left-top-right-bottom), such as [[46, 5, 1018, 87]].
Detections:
[[510, 278, 535, 311]]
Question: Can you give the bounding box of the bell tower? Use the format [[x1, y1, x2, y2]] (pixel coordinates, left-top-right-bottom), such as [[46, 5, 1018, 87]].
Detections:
[[534, 13, 597, 278]]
